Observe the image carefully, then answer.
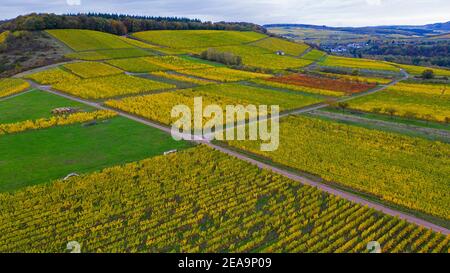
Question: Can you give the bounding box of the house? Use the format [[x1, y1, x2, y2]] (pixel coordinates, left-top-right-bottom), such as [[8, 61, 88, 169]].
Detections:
[[275, 50, 285, 56]]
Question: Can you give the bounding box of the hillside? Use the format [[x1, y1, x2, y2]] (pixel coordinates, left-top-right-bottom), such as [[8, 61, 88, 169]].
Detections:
[[0, 15, 449, 255]]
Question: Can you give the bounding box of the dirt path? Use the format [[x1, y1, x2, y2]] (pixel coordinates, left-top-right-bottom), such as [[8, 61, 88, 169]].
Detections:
[[12, 61, 79, 78]]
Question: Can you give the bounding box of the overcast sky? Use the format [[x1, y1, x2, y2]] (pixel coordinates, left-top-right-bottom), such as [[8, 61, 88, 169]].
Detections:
[[1, 0, 449, 27]]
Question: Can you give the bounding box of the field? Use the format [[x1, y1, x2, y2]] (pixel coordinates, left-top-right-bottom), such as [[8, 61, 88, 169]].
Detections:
[[2, 26, 449, 254], [249, 37, 310, 56], [46, 29, 136, 51], [179, 67, 271, 82], [63, 62, 123, 78], [0, 30, 9, 43], [106, 57, 167, 73], [50, 74, 176, 99], [0, 110, 116, 135], [267, 74, 376, 94], [347, 82, 450, 122], [0, 116, 192, 192], [301, 49, 327, 61], [225, 115, 450, 220], [65, 48, 154, 61], [150, 71, 213, 85], [132, 30, 267, 49], [317, 72, 392, 84], [0, 78, 30, 98], [105, 83, 322, 126], [190, 45, 314, 69], [25, 68, 81, 85], [0, 90, 93, 124], [394, 63, 450, 77], [251, 79, 347, 97], [319, 56, 400, 72], [145, 56, 213, 71], [0, 145, 448, 253]]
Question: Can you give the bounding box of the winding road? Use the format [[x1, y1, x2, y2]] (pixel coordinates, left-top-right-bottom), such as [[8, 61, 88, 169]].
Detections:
[[14, 64, 449, 235]]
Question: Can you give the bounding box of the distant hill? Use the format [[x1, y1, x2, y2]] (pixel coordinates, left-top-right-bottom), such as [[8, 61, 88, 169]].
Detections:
[[264, 21, 450, 36]]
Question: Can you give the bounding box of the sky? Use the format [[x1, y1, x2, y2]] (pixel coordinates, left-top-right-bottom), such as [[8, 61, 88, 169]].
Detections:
[[1, 0, 449, 27]]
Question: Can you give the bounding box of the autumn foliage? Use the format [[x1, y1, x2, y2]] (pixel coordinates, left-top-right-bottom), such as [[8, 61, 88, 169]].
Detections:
[[267, 73, 376, 94]]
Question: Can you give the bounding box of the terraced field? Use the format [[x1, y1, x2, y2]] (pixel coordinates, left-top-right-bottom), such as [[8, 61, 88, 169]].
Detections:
[[0, 145, 448, 253], [249, 37, 310, 56], [190, 45, 313, 69], [63, 62, 123, 78], [0, 78, 30, 98], [319, 55, 400, 72], [47, 29, 136, 51], [2, 26, 449, 254], [394, 63, 450, 77], [225, 115, 450, 220], [105, 83, 322, 126], [132, 30, 267, 49], [347, 82, 450, 122], [179, 67, 270, 82]]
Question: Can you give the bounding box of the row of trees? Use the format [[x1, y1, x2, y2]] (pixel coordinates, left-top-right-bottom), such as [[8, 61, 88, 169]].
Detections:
[[0, 13, 267, 35], [199, 48, 242, 66]]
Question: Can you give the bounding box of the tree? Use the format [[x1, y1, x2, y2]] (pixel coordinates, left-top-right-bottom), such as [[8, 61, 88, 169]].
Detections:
[[337, 102, 349, 113], [385, 108, 397, 119], [422, 69, 434, 79]]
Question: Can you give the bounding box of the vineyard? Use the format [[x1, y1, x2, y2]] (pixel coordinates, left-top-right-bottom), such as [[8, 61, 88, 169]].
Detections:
[[0, 30, 9, 44], [251, 79, 346, 97], [394, 63, 450, 77], [267, 73, 377, 94], [301, 49, 327, 61], [106, 57, 167, 73], [25, 68, 82, 85], [1, 25, 449, 253], [63, 62, 123, 78], [46, 29, 137, 51], [132, 30, 267, 49], [317, 72, 392, 84], [66, 48, 154, 61], [249, 37, 310, 56], [180, 67, 271, 82], [105, 83, 322, 126], [319, 56, 400, 72], [190, 45, 314, 69], [225, 115, 450, 220], [0, 110, 116, 135], [0, 78, 30, 98], [51, 74, 175, 99], [0, 146, 448, 253], [347, 82, 450, 122], [150, 71, 213, 85]]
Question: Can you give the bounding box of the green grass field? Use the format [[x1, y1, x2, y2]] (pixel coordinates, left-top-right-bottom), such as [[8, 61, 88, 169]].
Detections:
[[0, 90, 94, 124], [0, 116, 192, 192]]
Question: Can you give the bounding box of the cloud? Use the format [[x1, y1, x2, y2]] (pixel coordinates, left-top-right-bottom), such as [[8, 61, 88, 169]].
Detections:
[[66, 0, 81, 6], [366, 0, 382, 6], [0, 0, 448, 27]]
